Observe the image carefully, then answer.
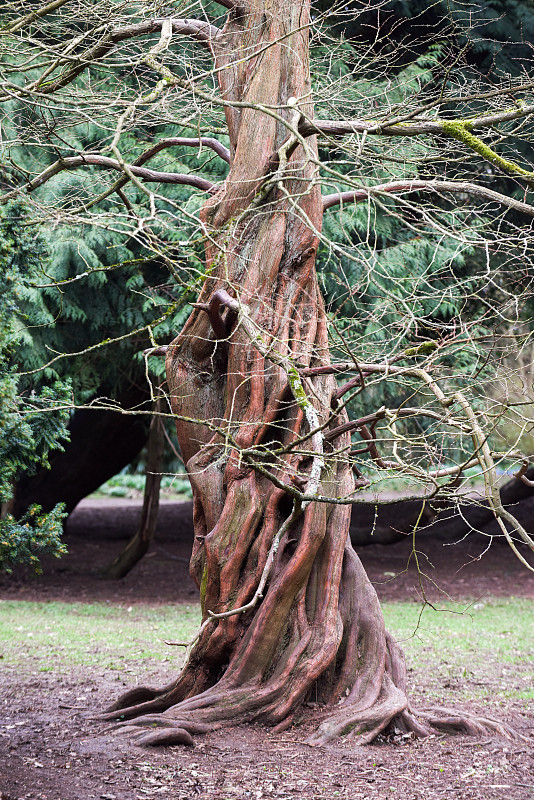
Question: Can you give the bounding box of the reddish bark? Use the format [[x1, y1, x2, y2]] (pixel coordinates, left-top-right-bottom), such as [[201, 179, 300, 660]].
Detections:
[[103, 0, 517, 746]]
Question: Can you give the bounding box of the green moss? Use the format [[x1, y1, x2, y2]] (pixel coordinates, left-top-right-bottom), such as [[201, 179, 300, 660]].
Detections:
[[287, 365, 308, 407], [441, 120, 534, 181], [404, 340, 439, 357]]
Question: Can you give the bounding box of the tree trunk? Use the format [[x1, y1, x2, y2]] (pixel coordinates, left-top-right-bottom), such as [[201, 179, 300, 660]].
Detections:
[[103, 0, 516, 745], [14, 383, 150, 517], [102, 395, 165, 579]]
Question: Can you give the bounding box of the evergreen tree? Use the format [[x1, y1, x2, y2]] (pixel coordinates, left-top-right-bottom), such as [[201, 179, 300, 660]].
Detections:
[[0, 203, 70, 571]]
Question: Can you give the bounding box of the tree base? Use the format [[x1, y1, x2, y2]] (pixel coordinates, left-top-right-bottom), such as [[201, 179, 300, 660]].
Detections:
[[98, 664, 520, 748], [97, 536, 521, 748], [100, 696, 520, 749]]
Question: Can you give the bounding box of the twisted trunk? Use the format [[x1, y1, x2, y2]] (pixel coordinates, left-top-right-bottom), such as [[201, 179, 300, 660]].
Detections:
[[103, 0, 516, 745]]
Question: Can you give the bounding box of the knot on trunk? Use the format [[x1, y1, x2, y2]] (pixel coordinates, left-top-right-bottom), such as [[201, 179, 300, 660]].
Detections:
[[191, 289, 239, 340]]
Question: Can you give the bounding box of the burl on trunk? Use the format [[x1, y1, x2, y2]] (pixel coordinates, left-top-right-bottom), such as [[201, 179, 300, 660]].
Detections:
[[103, 0, 515, 746]]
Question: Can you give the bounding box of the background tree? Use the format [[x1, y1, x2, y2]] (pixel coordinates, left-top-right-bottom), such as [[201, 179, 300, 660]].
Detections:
[[0, 202, 70, 572], [1, 0, 533, 745]]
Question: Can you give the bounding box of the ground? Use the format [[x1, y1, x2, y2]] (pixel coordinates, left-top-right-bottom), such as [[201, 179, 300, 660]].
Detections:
[[1, 497, 533, 800]]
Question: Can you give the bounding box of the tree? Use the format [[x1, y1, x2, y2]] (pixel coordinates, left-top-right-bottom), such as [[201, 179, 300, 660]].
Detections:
[[102, 389, 166, 579], [8, 192, 187, 519], [2, 0, 533, 745], [0, 202, 70, 572]]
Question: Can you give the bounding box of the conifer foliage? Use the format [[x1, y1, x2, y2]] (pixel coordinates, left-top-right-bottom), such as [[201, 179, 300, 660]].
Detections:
[[0, 203, 70, 571]]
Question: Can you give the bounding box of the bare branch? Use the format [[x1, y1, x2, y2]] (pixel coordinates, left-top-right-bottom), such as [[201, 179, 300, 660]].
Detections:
[[5, 155, 217, 200], [322, 180, 534, 217], [325, 407, 455, 444], [82, 137, 230, 210], [139, 137, 231, 166], [1, 0, 71, 34], [213, 0, 240, 8], [191, 292, 236, 339], [514, 460, 534, 487], [28, 18, 221, 95], [301, 104, 534, 139]]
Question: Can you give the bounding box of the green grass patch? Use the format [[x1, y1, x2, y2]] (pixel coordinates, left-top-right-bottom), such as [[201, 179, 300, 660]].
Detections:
[[384, 596, 533, 664], [383, 597, 534, 707], [0, 600, 201, 672], [91, 472, 192, 500], [0, 597, 531, 709]]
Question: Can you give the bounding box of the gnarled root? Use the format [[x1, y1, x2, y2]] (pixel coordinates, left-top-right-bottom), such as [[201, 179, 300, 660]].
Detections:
[[99, 535, 519, 747], [414, 707, 522, 739], [102, 676, 520, 748]]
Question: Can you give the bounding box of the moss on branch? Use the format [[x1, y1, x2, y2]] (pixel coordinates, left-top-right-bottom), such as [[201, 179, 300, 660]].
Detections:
[[441, 120, 534, 184], [287, 365, 309, 408]]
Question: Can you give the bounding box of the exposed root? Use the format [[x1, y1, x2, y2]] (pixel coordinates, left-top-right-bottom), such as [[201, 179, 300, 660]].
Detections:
[[110, 723, 196, 747], [102, 671, 520, 748], [306, 696, 521, 747], [101, 523, 519, 748], [97, 696, 170, 721], [102, 696, 520, 748], [306, 675, 409, 746], [104, 685, 164, 712], [135, 728, 195, 747], [415, 706, 524, 740], [115, 715, 214, 736]]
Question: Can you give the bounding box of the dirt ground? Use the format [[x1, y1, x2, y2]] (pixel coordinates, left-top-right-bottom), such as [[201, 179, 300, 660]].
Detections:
[[1, 498, 533, 800]]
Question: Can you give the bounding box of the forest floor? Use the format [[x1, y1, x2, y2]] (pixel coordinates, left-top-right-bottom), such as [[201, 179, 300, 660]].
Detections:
[[1, 497, 533, 800]]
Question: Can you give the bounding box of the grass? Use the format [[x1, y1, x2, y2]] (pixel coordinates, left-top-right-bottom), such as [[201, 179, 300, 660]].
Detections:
[[0, 600, 200, 673], [383, 597, 534, 708], [384, 597, 533, 665], [1, 597, 532, 709]]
